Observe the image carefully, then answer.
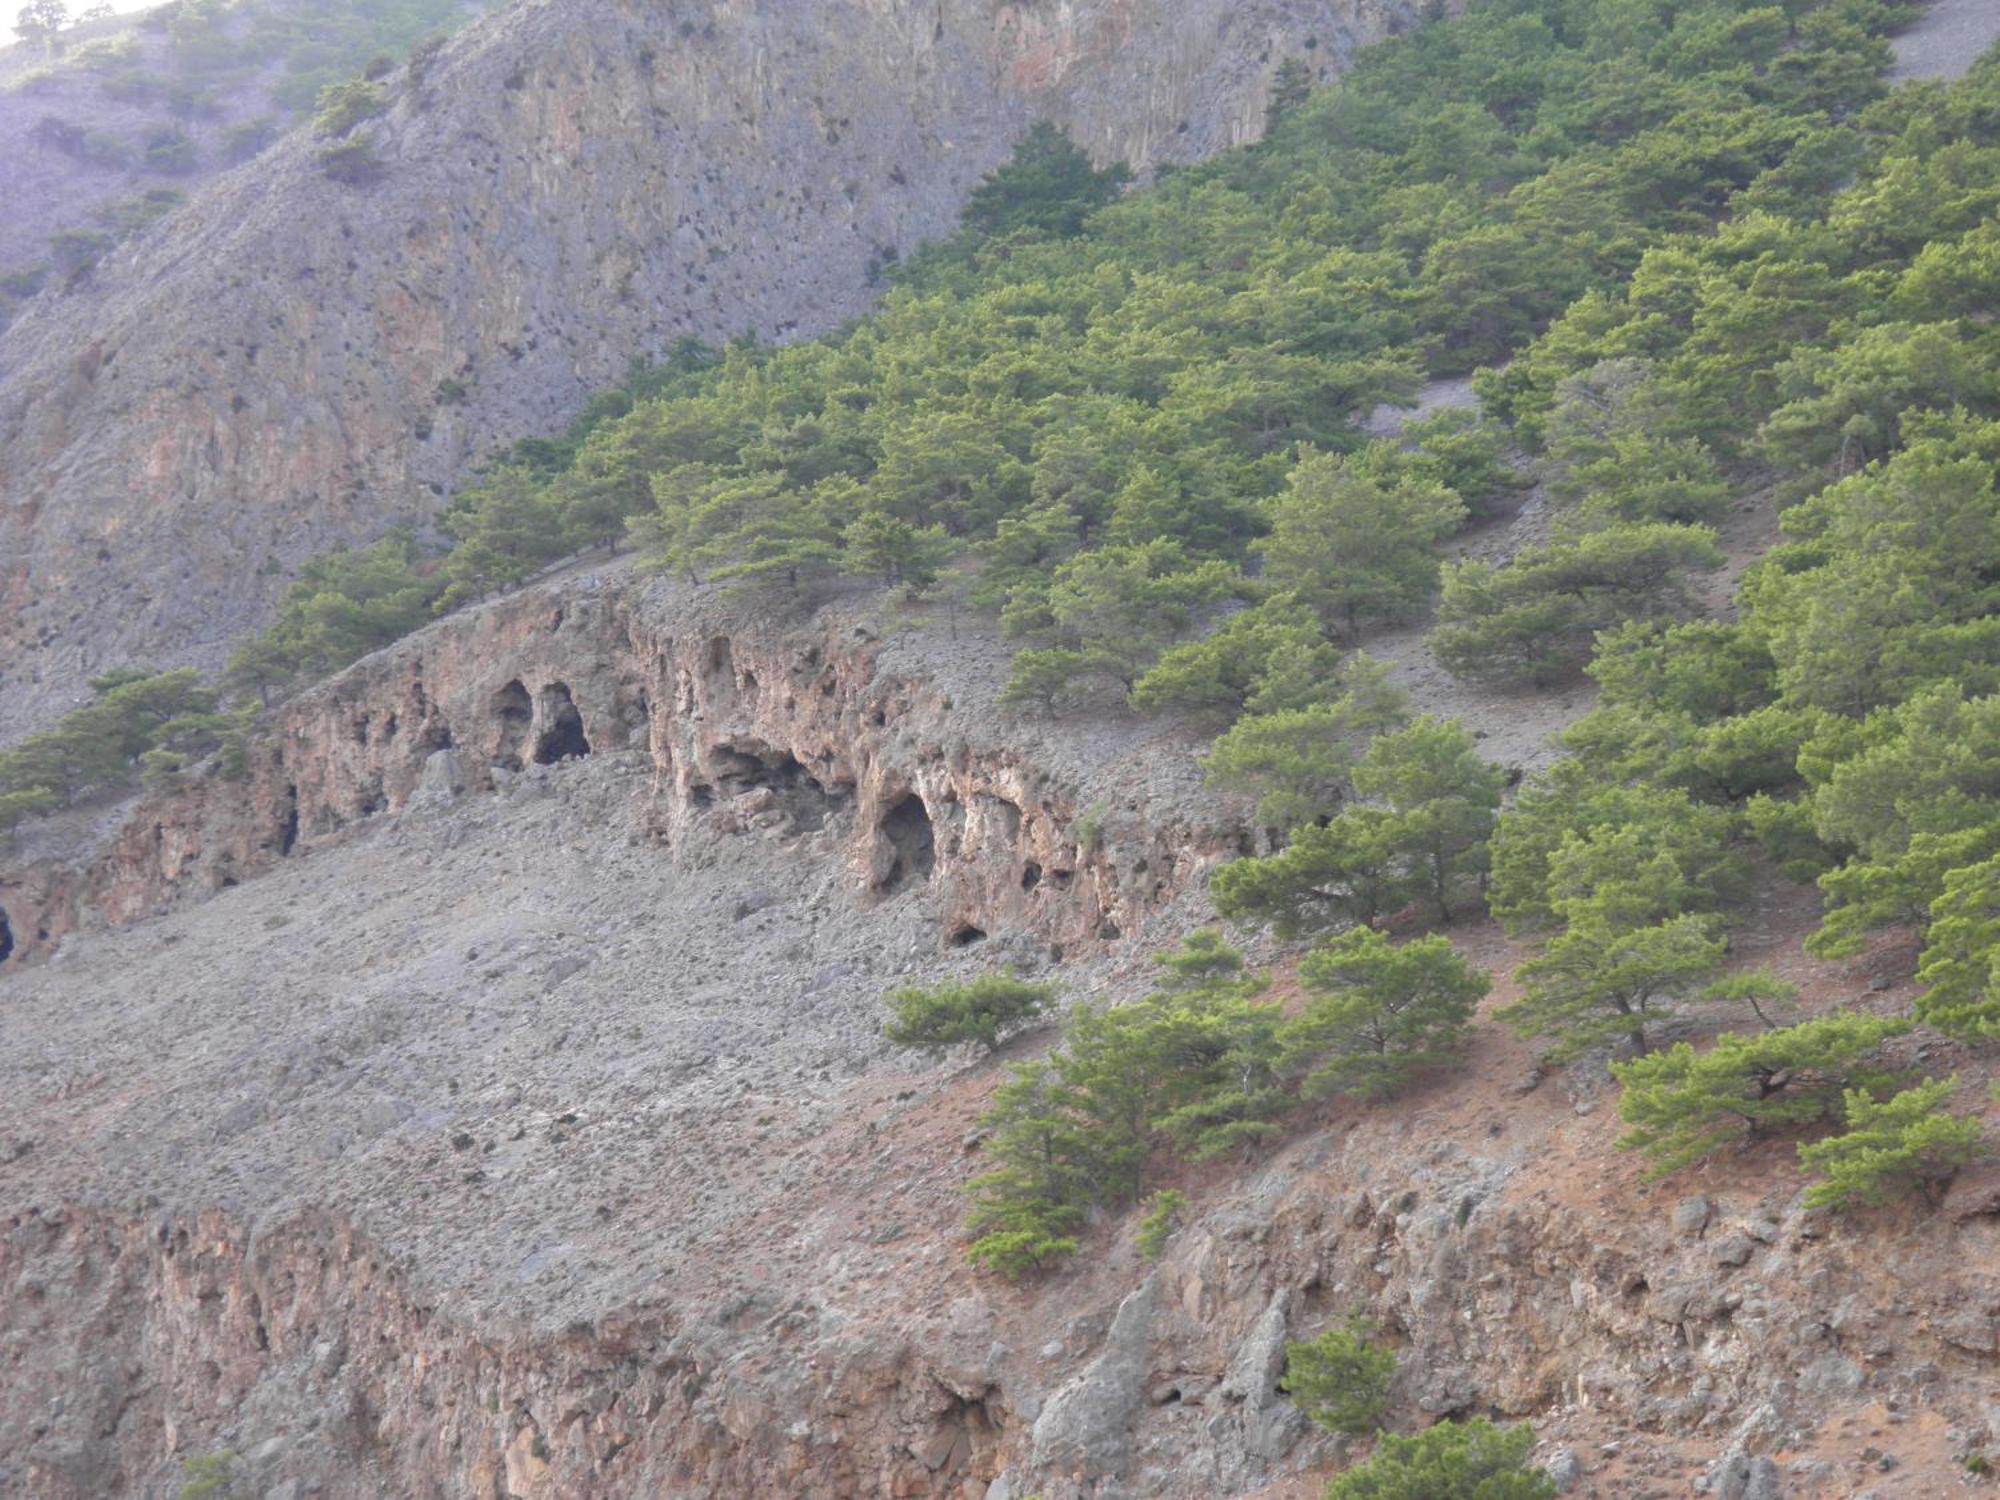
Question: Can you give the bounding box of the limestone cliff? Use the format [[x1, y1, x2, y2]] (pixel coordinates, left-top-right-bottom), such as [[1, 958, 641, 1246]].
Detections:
[[0, 0, 1434, 743], [0, 561, 1236, 969]]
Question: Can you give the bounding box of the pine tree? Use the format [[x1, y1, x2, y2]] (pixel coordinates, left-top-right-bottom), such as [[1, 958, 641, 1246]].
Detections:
[[1352, 717, 1505, 921], [1199, 658, 1409, 828], [1257, 448, 1466, 641], [1264, 57, 1316, 135], [1322, 1420, 1555, 1500], [1499, 910, 1725, 1062], [1281, 1318, 1396, 1436], [438, 467, 569, 608], [1210, 807, 1418, 937], [1915, 855, 2000, 1041], [843, 509, 953, 595], [1799, 1078, 1983, 1210], [1283, 930, 1488, 1099], [1611, 1014, 1910, 1174], [882, 975, 1053, 1055]]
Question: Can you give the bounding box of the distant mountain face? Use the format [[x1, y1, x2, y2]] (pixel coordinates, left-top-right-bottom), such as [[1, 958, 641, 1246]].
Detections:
[[0, 0, 486, 326], [0, 0, 1435, 743]]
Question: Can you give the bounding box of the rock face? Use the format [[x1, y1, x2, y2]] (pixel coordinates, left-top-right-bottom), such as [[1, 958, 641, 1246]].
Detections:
[[0, 562, 1235, 970], [0, 0, 1439, 742]]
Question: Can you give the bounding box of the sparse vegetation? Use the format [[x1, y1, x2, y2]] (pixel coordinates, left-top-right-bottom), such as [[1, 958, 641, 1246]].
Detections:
[[1281, 1317, 1396, 1437], [1321, 1419, 1555, 1500], [315, 129, 384, 183], [882, 974, 1054, 1055], [1135, 1188, 1185, 1260], [312, 77, 386, 136], [6, 0, 1999, 1292], [1798, 1078, 1984, 1210]]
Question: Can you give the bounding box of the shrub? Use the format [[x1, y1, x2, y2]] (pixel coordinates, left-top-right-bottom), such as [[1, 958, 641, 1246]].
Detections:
[[176, 1450, 244, 1500], [1136, 1188, 1186, 1260], [223, 117, 280, 163], [50, 228, 113, 278], [313, 78, 387, 136], [1281, 1317, 1396, 1436], [1322, 1419, 1555, 1500], [1611, 1014, 1910, 1174], [1798, 1078, 1982, 1210], [883, 975, 1054, 1054], [964, 1181, 1082, 1279], [142, 127, 196, 174], [316, 132, 385, 185]]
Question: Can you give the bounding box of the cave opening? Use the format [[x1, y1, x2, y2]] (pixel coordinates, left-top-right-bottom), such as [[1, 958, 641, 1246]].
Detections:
[[948, 924, 987, 948], [276, 787, 300, 857], [493, 680, 533, 770], [534, 683, 591, 764], [1020, 862, 1043, 893], [0, 906, 13, 965], [878, 794, 936, 893], [703, 743, 850, 832]]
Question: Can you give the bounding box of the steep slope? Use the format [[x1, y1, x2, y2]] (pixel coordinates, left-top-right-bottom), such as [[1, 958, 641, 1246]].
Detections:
[[8, 573, 2000, 1500], [0, 0, 1434, 742], [0, 0, 484, 312]]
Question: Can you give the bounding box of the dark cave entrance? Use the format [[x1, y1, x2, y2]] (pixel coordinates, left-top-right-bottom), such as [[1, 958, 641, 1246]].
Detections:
[[276, 785, 300, 857], [0, 906, 13, 965], [493, 680, 533, 771], [878, 794, 936, 893], [533, 683, 591, 764]]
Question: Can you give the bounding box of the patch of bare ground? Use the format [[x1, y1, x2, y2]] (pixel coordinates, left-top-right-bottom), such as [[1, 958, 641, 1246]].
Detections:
[[1890, 0, 2000, 84]]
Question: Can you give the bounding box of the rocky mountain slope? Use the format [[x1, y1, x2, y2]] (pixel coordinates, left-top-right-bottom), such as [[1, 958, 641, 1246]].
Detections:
[[5, 3, 1998, 1497], [0, 0, 1437, 744], [7, 558, 2000, 1500], [0, 0, 488, 328]]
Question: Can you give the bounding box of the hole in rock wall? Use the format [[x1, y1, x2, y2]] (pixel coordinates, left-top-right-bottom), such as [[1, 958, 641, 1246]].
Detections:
[[708, 745, 847, 831], [705, 638, 735, 699], [533, 683, 592, 764], [878, 794, 936, 893], [948, 924, 987, 948], [0, 907, 13, 964], [493, 681, 533, 770], [276, 788, 300, 857], [1021, 862, 1043, 892]]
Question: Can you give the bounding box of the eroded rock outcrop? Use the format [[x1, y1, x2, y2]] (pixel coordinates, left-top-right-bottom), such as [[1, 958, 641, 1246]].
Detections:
[[0, 563, 1233, 972]]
